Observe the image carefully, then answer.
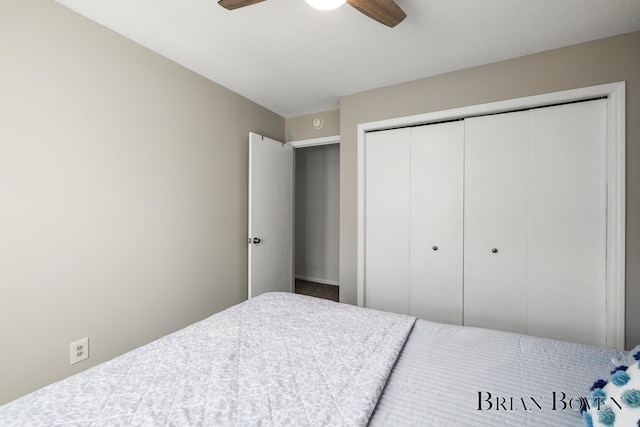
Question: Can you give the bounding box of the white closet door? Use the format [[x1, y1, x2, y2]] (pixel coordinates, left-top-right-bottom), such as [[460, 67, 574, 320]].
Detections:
[[365, 128, 411, 314], [464, 112, 529, 334], [410, 122, 464, 324], [528, 100, 607, 347]]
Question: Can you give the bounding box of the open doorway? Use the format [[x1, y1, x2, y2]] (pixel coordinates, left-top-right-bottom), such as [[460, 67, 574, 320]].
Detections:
[[291, 137, 340, 302]]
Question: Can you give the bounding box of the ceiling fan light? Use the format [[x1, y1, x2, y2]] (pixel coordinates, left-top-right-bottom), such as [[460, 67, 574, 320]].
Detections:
[[305, 0, 347, 11]]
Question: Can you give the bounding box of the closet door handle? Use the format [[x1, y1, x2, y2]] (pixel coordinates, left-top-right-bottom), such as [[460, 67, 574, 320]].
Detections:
[[491, 248, 498, 254], [432, 246, 438, 251]]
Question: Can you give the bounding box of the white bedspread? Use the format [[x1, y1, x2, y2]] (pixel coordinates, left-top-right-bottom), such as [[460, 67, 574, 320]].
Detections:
[[369, 319, 621, 426], [0, 293, 415, 426]]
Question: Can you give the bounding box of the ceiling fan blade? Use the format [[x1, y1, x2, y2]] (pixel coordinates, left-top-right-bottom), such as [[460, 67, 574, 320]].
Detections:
[[346, 0, 406, 27], [218, 0, 266, 10]]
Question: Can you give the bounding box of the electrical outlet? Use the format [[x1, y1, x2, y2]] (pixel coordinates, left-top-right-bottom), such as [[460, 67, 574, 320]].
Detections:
[[70, 337, 89, 365]]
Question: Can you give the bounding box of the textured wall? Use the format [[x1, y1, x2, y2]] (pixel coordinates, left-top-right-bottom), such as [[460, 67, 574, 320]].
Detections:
[[285, 109, 340, 142], [0, 0, 283, 404]]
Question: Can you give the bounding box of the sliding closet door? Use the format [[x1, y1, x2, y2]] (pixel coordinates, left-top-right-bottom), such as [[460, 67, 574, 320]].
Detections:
[[365, 128, 411, 314], [464, 112, 529, 334], [528, 100, 607, 347], [410, 122, 464, 324]]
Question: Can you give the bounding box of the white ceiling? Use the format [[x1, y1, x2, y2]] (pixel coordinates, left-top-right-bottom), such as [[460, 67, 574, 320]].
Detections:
[[52, 0, 640, 118]]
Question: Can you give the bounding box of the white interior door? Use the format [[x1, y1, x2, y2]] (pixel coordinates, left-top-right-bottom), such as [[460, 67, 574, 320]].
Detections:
[[410, 122, 464, 324], [527, 100, 607, 346], [248, 132, 293, 298], [464, 111, 529, 334], [364, 128, 411, 314]]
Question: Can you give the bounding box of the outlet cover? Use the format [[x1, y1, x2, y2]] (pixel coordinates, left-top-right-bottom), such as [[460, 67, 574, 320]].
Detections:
[[70, 337, 89, 365]]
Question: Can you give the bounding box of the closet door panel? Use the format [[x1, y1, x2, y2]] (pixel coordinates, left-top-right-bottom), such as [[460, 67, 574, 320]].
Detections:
[[410, 122, 464, 324], [464, 112, 529, 334], [365, 128, 411, 314], [528, 100, 607, 347]]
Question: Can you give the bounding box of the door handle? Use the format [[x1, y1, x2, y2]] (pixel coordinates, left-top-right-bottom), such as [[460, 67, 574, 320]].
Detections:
[[252, 237, 261, 244]]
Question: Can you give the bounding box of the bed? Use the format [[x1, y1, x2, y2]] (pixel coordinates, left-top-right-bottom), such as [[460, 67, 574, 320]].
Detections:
[[0, 292, 637, 426]]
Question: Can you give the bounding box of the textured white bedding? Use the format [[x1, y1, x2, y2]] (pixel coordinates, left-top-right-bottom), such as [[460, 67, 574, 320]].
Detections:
[[0, 293, 415, 426], [369, 319, 621, 426]]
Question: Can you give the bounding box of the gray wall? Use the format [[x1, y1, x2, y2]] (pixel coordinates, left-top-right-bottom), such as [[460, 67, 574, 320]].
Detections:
[[285, 109, 340, 142], [0, 0, 283, 404], [295, 145, 340, 284], [338, 31, 640, 349]]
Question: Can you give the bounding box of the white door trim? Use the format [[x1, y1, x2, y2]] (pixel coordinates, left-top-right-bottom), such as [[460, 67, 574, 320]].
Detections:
[[289, 135, 340, 148], [357, 81, 626, 349]]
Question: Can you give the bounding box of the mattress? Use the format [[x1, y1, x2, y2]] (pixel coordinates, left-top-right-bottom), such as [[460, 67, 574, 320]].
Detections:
[[369, 319, 622, 426], [0, 293, 623, 426], [0, 293, 415, 426]]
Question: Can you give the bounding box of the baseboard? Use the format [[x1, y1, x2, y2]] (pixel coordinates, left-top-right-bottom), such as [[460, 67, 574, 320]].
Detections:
[[295, 275, 340, 287]]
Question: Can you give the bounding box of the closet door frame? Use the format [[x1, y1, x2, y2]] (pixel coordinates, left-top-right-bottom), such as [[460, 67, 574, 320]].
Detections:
[[356, 81, 626, 349]]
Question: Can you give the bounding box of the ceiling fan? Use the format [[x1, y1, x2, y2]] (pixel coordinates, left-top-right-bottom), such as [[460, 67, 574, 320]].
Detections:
[[218, 0, 407, 28]]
